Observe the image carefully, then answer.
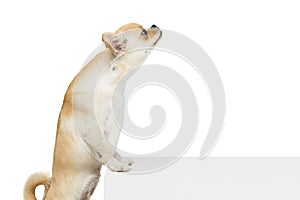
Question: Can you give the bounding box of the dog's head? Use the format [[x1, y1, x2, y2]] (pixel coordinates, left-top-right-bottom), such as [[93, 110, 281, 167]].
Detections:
[[101, 23, 162, 83], [102, 23, 162, 57]]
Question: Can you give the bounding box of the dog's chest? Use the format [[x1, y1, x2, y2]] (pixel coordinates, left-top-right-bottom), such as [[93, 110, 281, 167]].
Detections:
[[94, 92, 124, 127]]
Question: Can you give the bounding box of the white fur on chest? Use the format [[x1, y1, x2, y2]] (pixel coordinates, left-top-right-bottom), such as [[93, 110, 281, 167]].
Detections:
[[73, 64, 127, 149]]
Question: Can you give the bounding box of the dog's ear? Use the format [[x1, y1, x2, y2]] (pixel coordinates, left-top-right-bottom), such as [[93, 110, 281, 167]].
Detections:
[[102, 32, 128, 56]]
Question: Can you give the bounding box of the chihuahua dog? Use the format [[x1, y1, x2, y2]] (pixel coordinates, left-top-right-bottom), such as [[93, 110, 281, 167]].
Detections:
[[24, 23, 162, 200]]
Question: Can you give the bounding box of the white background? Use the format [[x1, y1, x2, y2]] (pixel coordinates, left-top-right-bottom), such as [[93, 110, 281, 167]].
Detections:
[[0, 0, 299, 199]]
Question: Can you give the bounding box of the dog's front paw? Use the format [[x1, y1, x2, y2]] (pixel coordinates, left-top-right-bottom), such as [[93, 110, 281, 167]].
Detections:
[[106, 158, 131, 172], [118, 157, 135, 166]]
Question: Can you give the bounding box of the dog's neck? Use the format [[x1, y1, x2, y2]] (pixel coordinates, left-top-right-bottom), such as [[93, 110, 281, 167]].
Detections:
[[72, 48, 148, 98]]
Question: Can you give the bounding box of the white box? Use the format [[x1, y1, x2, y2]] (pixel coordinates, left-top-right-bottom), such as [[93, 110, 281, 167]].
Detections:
[[105, 157, 300, 200]]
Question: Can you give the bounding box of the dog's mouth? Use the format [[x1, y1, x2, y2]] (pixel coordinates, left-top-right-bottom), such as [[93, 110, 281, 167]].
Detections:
[[154, 31, 162, 46]]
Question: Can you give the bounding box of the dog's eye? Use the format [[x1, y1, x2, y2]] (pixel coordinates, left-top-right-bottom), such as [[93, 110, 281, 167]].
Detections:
[[141, 29, 147, 36]]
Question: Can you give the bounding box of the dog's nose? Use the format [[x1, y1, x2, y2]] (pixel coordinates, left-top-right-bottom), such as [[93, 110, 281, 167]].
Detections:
[[151, 24, 157, 28]]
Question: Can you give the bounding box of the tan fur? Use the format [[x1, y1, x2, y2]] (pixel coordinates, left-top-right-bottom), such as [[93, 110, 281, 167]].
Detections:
[[114, 23, 142, 33], [24, 172, 51, 200], [24, 23, 162, 200]]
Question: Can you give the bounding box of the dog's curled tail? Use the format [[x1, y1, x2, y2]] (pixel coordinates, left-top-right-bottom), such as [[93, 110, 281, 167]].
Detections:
[[24, 172, 51, 200]]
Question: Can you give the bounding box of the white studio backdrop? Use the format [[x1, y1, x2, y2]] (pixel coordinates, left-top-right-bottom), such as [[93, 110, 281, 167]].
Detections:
[[0, 0, 299, 199]]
